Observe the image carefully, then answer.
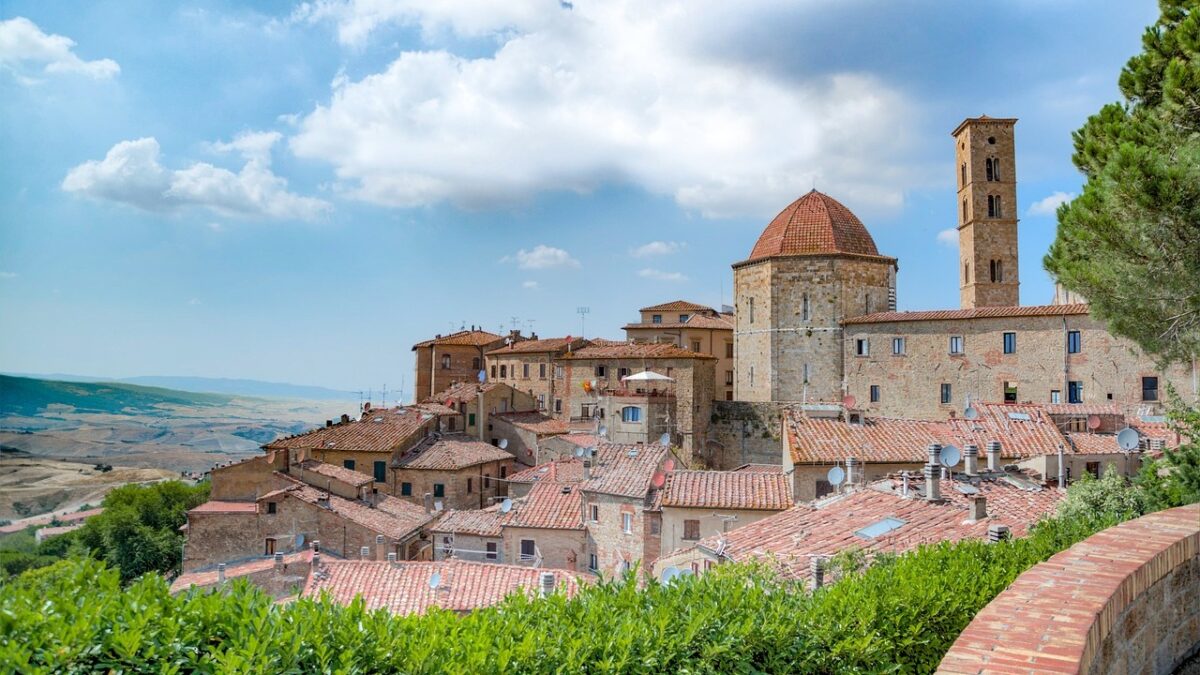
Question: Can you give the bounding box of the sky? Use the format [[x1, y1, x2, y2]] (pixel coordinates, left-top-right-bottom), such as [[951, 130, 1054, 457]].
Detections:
[[0, 0, 1160, 399]]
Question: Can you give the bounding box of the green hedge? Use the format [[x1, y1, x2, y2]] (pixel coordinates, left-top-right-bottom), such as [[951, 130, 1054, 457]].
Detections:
[[0, 514, 1109, 674]]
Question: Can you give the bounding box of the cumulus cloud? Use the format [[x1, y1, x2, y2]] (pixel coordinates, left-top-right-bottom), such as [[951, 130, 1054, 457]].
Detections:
[[0, 272, 17, 279], [62, 136, 331, 221], [290, 1, 920, 218], [0, 17, 119, 83], [936, 228, 958, 248], [522, 280, 539, 289], [631, 241, 684, 258], [501, 245, 580, 270], [1028, 191, 1074, 216], [638, 268, 687, 282]]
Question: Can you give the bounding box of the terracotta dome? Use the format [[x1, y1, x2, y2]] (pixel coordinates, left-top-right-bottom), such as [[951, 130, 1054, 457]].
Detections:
[[746, 190, 882, 262]]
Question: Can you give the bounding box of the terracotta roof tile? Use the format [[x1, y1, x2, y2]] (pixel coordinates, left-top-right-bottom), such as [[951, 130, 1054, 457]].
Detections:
[[843, 303, 1090, 325], [302, 559, 581, 615], [638, 300, 715, 312], [485, 337, 589, 355], [170, 549, 313, 594], [189, 501, 258, 514], [505, 480, 585, 530], [733, 464, 786, 473], [559, 341, 716, 360], [579, 443, 671, 498], [412, 329, 503, 349], [396, 434, 513, 471], [431, 508, 507, 538], [265, 408, 431, 453], [870, 471, 1061, 537], [742, 191, 887, 264], [297, 459, 374, 487], [276, 484, 431, 540], [424, 382, 501, 405], [553, 434, 602, 448], [662, 471, 793, 510], [492, 411, 569, 435], [624, 314, 733, 330], [507, 458, 586, 485]]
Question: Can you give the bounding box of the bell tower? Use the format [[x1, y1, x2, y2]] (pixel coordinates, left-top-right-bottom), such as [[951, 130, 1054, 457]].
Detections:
[[953, 116, 1019, 308]]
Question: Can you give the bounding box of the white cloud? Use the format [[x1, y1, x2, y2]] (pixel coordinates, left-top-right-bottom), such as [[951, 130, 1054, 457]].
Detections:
[[936, 228, 958, 248], [502, 245, 580, 270], [0, 272, 17, 279], [638, 268, 688, 282], [631, 241, 684, 258], [188, 298, 202, 306], [0, 17, 119, 83], [521, 280, 539, 289], [62, 136, 331, 221], [1028, 191, 1075, 216], [290, 1, 920, 218]]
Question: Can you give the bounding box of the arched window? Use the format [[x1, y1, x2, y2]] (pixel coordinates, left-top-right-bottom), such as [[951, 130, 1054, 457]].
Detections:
[[990, 259, 997, 283], [992, 158, 1000, 181], [987, 195, 996, 218], [621, 406, 641, 423], [964, 262, 971, 284], [962, 198, 968, 223], [960, 163, 966, 186], [995, 196, 1002, 218], [996, 259, 1003, 282], [985, 158, 994, 182]]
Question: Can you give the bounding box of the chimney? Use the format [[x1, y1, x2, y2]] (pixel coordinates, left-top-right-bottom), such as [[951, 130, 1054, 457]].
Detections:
[[311, 540, 320, 553], [583, 460, 592, 480], [539, 571, 556, 597], [360, 546, 370, 560], [924, 444, 941, 502], [964, 444, 979, 476], [987, 524, 1011, 543], [341, 413, 351, 424], [423, 492, 434, 514], [376, 535, 385, 561], [273, 552, 284, 571], [970, 496, 987, 521], [1150, 438, 1165, 452], [927, 442, 941, 468], [326, 419, 333, 428], [845, 456, 858, 487], [810, 557, 826, 589], [312, 552, 321, 568], [987, 441, 1002, 472], [387, 552, 397, 563], [1057, 444, 1066, 489], [900, 471, 910, 497], [217, 562, 226, 583]]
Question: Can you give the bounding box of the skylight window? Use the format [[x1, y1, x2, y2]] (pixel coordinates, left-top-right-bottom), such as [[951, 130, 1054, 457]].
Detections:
[[1007, 412, 1031, 422], [854, 517, 906, 540]]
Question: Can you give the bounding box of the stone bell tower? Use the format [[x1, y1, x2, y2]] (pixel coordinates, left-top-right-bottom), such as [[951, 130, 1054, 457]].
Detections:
[[953, 116, 1019, 309]]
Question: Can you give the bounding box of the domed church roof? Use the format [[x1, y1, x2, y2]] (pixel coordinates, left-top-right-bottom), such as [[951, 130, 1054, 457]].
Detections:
[[745, 190, 883, 262]]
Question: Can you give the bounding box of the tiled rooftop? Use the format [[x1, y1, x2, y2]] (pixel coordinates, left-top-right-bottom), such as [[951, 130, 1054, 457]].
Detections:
[[492, 411, 570, 435], [579, 443, 672, 498], [297, 459, 373, 487], [266, 482, 431, 540], [395, 434, 513, 471], [639, 300, 715, 312], [870, 470, 1061, 537], [265, 408, 430, 453], [189, 501, 259, 515], [506, 458, 586, 485], [742, 190, 887, 264], [505, 480, 585, 530], [624, 314, 734, 330], [170, 550, 313, 594], [412, 329, 503, 349], [661, 470, 793, 511], [484, 337, 589, 355], [552, 433, 602, 448], [560, 341, 716, 360], [302, 559, 582, 615], [843, 303, 1090, 325], [733, 463, 786, 473], [430, 507, 507, 538], [425, 382, 501, 405]]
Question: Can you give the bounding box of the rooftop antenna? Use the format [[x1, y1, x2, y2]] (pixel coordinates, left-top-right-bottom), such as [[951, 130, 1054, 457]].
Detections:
[[510, 316, 521, 333], [382, 384, 388, 407], [577, 306, 590, 337]]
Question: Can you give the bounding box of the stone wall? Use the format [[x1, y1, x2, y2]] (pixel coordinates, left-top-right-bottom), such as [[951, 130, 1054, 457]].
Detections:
[[414, 343, 490, 403], [955, 118, 1019, 309], [937, 504, 1200, 674], [431, 531, 503, 564], [659, 505, 781, 558], [484, 352, 558, 411], [209, 453, 289, 501], [501, 525, 587, 572], [705, 401, 787, 469], [843, 312, 1196, 421], [584, 492, 648, 576], [393, 460, 510, 511], [182, 511, 261, 571]]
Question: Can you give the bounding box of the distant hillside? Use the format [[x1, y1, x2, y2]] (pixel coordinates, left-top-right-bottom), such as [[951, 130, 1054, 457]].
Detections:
[[116, 376, 356, 401], [0, 375, 233, 417]]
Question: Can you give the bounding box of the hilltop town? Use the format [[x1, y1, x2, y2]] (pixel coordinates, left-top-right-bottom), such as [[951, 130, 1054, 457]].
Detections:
[[172, 115, 1192, 613]]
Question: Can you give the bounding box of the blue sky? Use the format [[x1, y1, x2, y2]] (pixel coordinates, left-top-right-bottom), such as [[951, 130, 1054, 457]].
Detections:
[[0, 1, 1158, 398]]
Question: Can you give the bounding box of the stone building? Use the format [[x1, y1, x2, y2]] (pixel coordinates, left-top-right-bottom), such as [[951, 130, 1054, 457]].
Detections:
[[623, 300, 735, 401], [391, 434, 516, 511], [489, 410, 570, 466], [501, 479, 589, 571], [484, 336, 590, 412], [652, 469, 793, 558], [412, 328, 518, 401], [422, 381, 537, 442], [954, 116, 1020, 309], [430, 508, 506, 564]]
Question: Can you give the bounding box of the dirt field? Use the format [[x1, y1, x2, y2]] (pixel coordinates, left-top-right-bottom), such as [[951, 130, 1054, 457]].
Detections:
[[0, 455, 178, 520]]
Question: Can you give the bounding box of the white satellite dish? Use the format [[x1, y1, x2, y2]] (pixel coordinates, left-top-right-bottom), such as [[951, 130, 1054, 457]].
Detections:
[[939, 445, 962, 468], [429, 572, 441, 589], [598, 425, 608, 438], [660, 566, 681, 583], [575, 447, 585, 457], [1117, 427, 1140, 451], [477, 370, 486, 383], [585, 446, 596, 457], [499, 498, 513, 513], [964, 406, 979, 420], [658, 432, 671, 446], [827, 466, 846, 486], [499, 438, 509, 449]]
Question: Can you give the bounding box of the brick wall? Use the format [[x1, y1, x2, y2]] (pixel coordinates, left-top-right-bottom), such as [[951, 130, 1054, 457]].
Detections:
[[483, 352, 557, 410], [706, 401, 788, 469], [393, 460, 510, 511], [659, 505, 781, 559], [501, 526, 587, 571], [583, 492, 648, 576]]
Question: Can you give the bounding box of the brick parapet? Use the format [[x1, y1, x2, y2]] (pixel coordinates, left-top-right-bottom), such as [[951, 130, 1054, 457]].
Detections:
[[937, 504, 1200, 674]]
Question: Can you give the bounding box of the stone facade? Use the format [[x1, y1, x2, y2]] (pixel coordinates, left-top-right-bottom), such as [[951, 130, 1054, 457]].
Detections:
[[392, 459, 512, 512], [583, 491, 650, 576], [412, 328, 515, 402], [502, 525, 587, 572], [705, 400, 788, 469], [209, 453, 291, 501], [484, 337, 587, 413], [624, 301, 735, 401], [182, 509, 261, 571], [953, 116, 1019, 309], [658, 505, 779, 559]]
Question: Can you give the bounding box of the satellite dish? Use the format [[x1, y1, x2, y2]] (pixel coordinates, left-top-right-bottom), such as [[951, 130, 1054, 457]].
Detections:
[[679, 568, 694, 577], [1087, 415, 1101, 431], [843, 395, 857, 408], [499, 498, 513, 513], [429, 572, 441, 589], [295, 534, 305, 548], [658, 432, 671, 446], [575, 447, 585, 457], [964, 406, 979, 420], [499, 438, 509, 449], [598, 425, 608, 438], [1117, 427, 1140, 451], [663, 458, 675, 472], [651, 471, 665, 488], [939, 445, 962, 468], [477, 370, 487, 383], [827, 466, 846, 486], [660, 566, 680, 583]]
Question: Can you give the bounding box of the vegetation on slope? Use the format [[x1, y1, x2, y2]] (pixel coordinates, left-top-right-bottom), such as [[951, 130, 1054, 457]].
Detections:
[[0, 374, 234, 417]]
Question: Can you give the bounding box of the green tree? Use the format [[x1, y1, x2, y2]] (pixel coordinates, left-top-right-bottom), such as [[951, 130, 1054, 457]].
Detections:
[[1044, 1, 1200, 364], [1056, 465, 1146, 523]]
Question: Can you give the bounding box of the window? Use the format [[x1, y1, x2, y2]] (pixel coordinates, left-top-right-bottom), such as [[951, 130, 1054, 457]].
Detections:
[[854, 517, 906, 540], [725, 391, 733, 401], [962, 198, 968, 223], [679, 314, 690, 322], [988, 195, 1002, 218], [554, 398, 562, 413], [448, 417, 457, 432], [472, 357, 481, 370], [1142, 376, 1159, 402], [892, 337, 905, 355], [815, 479, 833, 498], [1004, 381, 1017, 403], [622, 513, 633, 534], [500, 465, 507, 478], [949, 336, 964, 354], [725, 371, 734, 386], [1067, 330, 1081, 354], [537, 394, 546, 410], [466, 478, 473, 494], [468, 413, 476, 426], [683, 519, 700, 540], [1068, 381, 1083, 404], [986, 157, 994, 181], [964, 261, 971, 284], [652, 314, 662, 324], [401, 482, 412, 496], [483, 474, 491, 489], [855, 338, 869, 356], [522, 364, 530, 379], [870, 385, 880, 403], [725, 342, 734, 358], [343, 459, 356, 471], [621, 406, 642, 423], [748, 297, 755, 323], [500, 365, 507, 378], [1050, 390, 1061, 404], [960, 162, 966, 186], [802, 363, 811, 384], [266, 502, 277, 514], [618, 367, 630, 379], [1003, 332, 1016, 354], [595, 365, 607, 377], [490, 365, 497, 379], [1086, 462, 1101, 478], [749, 366, 754, 386], [589, 553, 598, 571], [539, 363, 547, 378], [520, 539, 536, 561], [590, 505, 599, 522], [433, 483, 445, 498], [691, 340, 701, 353], [265, 538, 276, 555], [373, 461, 387, 483], [486, 542, 498, 560], [801, 293, 811, 321], [993, 158, 1001, 181], [441, 354, 451, 370], [941, 383, 952, 404]]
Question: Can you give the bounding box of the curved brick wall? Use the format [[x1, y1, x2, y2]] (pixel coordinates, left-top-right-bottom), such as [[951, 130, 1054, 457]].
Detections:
[[938, 504, 1200, 675]]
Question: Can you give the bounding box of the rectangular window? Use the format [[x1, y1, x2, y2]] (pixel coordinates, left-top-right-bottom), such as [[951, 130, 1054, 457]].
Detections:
[[691, 340, 701, 352], [892, 337, 905, 355], [522, 364, 530, 379], [1067, 330, 1081, 354], [486, 542, 498, 560], [749, 366, 754, 386], [622, 513, 632, 534], [679, 314, 690, 322], [803, 362, 811, 384], [468, 413, 476, 426], [725, 371, 734, 386], [1086, 461, 1101, 478], [500, 365, 507, 378], [554, 365, 564, 379], [466, 478, 473, 494], [940, 383, 952, 405], [618, 367, 630, 379], [373, 461, 387, 483], [490, 365, 497, 379], [590, 505, 599, 522], [266, 501, 277, 514], [520, 539, 536, 561], [441, 354, 451, 370], [589, 553, 598, 571], [725, 391, 733, 401], [621, 406, 642, 423], [1050, 390, 1061, 404], [433, 483, 445, 498], [1068, 381, 1083, 404], [869, 385, 880, 403], [500, 465, 507, 478], [265, 538, 275, 555], [595, 365, 607, 377], [683, 519, 700, 540], [651, 314, 662, 324], [748, 297, 755, 323], [343, 459, 356, 471], [537, 394, 546, 410], [1141, 376, 1159, 402], [472, 357, 481, 371], [1003, 332, 1016, 354], [554, 398, 562, 413], [801, 293, 811, 321], [815, 480, 833, 498], [725, 342, 734, 358], [949, 336, 964, 354], [539, 363, 547, 379], [855, 338, 869, 356], [483, 474, 491, 489], [401, 482, 412, 496], [1004, 381, 1018, 403]]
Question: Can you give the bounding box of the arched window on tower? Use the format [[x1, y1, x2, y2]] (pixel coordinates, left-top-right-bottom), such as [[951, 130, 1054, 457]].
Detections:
[[961, 163, 966, 187], [801, 293, 810, 321], [990, 259, 997, 283], [995, 196, 1002, 218], [985, 158, 994, 182], [992, 158, 1001, 181], [987, 195, 996, 218], [964, 261, 971, 284], [962, 198, 968, 223], [748, 297, 755, 324], [996, 259, 1003, 282]]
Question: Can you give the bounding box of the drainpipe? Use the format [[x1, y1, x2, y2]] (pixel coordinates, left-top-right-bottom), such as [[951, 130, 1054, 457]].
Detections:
[[1062, 317, 1070, 401], [478, 387, 486, 443], [1057, 444, 1066, 489]]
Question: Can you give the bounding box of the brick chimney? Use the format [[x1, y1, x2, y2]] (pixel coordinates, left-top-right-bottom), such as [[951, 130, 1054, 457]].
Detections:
[[970, 496, 987, 521], [987, 441, 1002, 472], [964, 444, 979, 476], [423, 492, 434, 514]]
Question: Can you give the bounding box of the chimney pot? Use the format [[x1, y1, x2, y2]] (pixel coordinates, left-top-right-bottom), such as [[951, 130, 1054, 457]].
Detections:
[[539, 571, 556, 597], [360, 546, 370, 560], [971, 495, 987, 521], [217, 562, 226, 583], [810, 556, 826, 589], [311, 540, 320, 552], [423, 492, 434, 514], [987, 441, 1002, 471], [312, 552, 321, 568], [987, 524, 1010, 543], [583, 460, 592, 480], [927, 443, 941, 467], [273, 552, 284, 570], [326, 419, 333, 428], [845, 456, 858, 487], [376, 534, 384, 545], [387, 552, 397, 563], [964, 444, 979, 476], [924, 462, 941, 502], [341, 413, 351, 424]]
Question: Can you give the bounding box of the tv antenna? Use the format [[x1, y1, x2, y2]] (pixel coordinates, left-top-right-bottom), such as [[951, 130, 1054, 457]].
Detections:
[[577, 306, 590, 337], [510, 316, 521, 332]]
